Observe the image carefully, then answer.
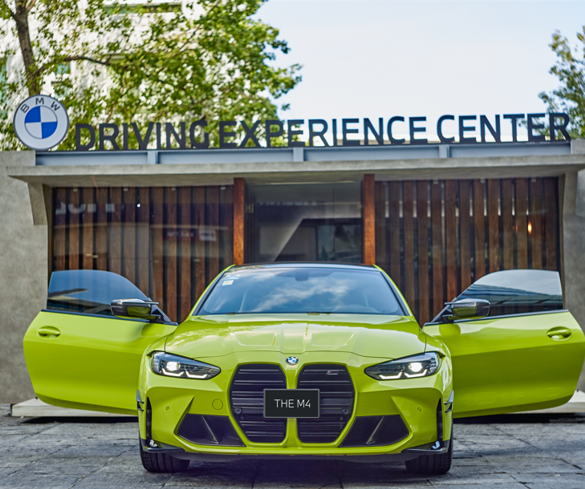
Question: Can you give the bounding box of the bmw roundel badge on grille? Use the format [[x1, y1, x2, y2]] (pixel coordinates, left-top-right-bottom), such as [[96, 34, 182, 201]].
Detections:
[[286, 356, 299, 365]]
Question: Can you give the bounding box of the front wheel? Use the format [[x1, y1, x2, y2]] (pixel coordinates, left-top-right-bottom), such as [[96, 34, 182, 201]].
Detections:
[[404, 437, 453, 475], [140, 444, 190, 473]]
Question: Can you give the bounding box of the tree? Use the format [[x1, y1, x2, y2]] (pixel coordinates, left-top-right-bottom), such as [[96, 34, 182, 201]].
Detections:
[[0, 0, 301, 150], [540, 27, 585, 138]]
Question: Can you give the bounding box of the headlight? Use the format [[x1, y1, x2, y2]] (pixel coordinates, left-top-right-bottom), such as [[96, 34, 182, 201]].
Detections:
[[151, 352, 220, 380], [365, 352, 440, 380]]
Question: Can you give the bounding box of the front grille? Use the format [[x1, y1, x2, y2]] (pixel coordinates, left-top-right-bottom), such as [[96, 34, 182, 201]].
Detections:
[[297, 364, 354, 443], [230, 364, 287, 443]]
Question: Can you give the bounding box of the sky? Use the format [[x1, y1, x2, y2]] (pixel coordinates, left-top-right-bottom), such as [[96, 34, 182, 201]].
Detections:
[[256, 0, 585, 141]]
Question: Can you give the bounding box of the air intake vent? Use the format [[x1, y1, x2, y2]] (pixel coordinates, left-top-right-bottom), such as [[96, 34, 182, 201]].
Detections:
[[340, 415, 409, 447], [297, 365, 354, 443], [230, 364, 287, 443]]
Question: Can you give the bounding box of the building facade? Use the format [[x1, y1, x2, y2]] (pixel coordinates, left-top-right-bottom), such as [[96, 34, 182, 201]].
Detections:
[[2, 140, 585, 403]]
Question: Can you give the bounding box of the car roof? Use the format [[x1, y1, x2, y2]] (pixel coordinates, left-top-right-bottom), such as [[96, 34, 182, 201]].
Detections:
[[231, 262, 379, 271]]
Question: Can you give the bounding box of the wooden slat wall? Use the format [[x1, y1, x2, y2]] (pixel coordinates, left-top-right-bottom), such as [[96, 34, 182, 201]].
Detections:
[[375, 177, 561, 325], [52, 185, 234, 323]]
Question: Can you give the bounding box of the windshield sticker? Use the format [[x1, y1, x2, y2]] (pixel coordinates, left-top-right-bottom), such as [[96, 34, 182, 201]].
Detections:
[[222, 280, 234, 286]]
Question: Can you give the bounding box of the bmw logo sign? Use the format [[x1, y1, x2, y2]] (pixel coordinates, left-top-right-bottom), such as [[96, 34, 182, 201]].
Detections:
[[13, 95, 69, 150], [286, 356, 299, 365]]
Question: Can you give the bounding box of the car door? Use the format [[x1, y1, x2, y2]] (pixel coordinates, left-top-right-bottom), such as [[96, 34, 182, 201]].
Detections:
[[424, 269, 585, 418], [23, 270, 177, 415]]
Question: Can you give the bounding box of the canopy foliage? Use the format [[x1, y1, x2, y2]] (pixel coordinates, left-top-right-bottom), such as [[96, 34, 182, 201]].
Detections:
[[540, 27, 585, 138], [0, 0, 301, 150]]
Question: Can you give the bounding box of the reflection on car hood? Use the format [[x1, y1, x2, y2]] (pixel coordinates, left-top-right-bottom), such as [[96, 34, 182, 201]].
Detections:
[[164, 314, 424, 359]]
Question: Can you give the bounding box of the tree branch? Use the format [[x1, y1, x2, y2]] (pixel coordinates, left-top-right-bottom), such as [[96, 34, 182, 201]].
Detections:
[[62, 55, 111, 66]]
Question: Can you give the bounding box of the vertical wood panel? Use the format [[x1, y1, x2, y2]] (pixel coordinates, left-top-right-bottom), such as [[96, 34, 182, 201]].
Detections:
[[459, 180, 472, 290], [53, 188, 67, 271], [208, 186, 220, 280], [473, 180, 486, 280], [362, 174, 376, 265], [388, 182, 401, 288], [123, 187, 136, 284], [431, 181, 444, 317], [529, 178, 544, 269], [82, 188, 94, 270], [222, 186, 234, 270], [165, 187, 178, 321], [194, 186, 207, 299], [68, 188, 80, 270], [375, 182, 387, 270], [151, 187, 164, 304], [233, 178, 246, 265], [109, 188, 122, 275], [487, 179, 500, 273], [180, 187, 192, 321], [138, 187, 150, 295], [95, 188, 108, 271], [516, 179, 528, 269], [543, 178, 559, 271], [445, 180, 458, 301], [501, 179, 514, 270], [416, 181, 430, 324], [403, 181, 415, 310]]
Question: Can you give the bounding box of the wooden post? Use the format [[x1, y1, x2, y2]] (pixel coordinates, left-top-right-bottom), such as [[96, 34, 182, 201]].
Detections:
[[233, 178, 246, 265], [362, 174, 375, 265]]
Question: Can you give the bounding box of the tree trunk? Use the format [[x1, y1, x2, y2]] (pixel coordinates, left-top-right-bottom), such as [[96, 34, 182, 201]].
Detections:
[[14, 0, 39, 95]]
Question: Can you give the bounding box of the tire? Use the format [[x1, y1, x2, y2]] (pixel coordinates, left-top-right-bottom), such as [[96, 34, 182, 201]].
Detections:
[[140, 444, 190, 473], [404, 436, 453, 475]]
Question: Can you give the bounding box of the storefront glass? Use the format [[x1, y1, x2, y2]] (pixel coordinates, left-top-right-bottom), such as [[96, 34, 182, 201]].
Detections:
[[52, 186, 233, 322], [245, 183, 362, 263], [375, 177, 561, 324]]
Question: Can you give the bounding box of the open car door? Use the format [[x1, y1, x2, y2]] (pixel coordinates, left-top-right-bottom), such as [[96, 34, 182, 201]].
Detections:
[[424, 270, 585, 418], [23, 270, 177, 415]]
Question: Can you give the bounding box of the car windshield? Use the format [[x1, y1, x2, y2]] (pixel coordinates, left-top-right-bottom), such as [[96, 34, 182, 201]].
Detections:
[[196, 267, 405, 315]]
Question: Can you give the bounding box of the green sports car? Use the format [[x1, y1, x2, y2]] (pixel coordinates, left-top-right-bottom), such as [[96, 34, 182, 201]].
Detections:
[[24, 263, 585, 476]]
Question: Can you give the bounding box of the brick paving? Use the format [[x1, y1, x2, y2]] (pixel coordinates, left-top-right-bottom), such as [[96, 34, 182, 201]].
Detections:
[[1, 405, 584, 488]]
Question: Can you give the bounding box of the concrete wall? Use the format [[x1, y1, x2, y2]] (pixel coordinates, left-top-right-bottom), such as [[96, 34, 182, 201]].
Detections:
[[0, 151, 47, 403], [562, 169, 585, 391]]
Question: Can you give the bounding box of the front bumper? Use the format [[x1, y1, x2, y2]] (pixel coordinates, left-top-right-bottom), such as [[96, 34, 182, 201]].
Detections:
[[138, 351, 453, 459], [140, 437, 451, 463]]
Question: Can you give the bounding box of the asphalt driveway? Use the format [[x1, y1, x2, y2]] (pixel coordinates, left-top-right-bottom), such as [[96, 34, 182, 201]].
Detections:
[[1, 405, 584, 488]]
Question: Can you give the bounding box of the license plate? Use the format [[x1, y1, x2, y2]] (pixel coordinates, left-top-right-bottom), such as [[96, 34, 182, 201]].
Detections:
[[264, 389, 320, 418]]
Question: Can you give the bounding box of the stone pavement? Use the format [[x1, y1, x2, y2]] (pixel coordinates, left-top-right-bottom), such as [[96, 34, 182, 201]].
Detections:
[[1, 405, 584, 488]]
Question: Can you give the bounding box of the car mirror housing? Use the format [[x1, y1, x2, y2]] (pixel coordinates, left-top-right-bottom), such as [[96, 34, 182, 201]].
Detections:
[[447, 299, 490, 320], [111, 299, 163, 322]]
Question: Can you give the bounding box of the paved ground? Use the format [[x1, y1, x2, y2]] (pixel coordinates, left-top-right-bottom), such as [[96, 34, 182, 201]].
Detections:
[[1, 405, 584, 488]]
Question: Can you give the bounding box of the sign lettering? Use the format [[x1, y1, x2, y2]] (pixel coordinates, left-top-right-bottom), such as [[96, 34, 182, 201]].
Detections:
[[73, 113, 572, 151]]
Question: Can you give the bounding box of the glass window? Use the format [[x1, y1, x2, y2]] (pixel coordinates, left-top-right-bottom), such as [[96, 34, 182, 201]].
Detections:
[[246, 183, 362, 263], [52, 186, 234, 322], [455, 269, 563, 317], [197, 266, 405, 316]]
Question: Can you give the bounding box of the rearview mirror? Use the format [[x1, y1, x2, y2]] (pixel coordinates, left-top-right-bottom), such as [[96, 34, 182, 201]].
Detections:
[[447, 299, 490, 320], [111, 299, 164, 322]]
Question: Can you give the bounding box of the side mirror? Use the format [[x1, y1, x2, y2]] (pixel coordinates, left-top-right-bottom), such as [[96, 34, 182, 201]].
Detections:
[[111, 299, 164, 322], [446, 299, 490, 320]]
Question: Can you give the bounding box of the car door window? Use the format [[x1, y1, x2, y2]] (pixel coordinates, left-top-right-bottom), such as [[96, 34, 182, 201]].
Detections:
[[47, 269, 150, 316], [433, 269, 563, 322]]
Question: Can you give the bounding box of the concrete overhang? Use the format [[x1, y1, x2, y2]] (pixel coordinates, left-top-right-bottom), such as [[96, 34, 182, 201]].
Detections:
[[7, 153, 585, 187], [5, 140, 585, 187]]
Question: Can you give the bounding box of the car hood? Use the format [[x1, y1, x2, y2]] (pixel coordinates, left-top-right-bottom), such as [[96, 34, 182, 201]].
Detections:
[[164, 314, 425, 360]]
